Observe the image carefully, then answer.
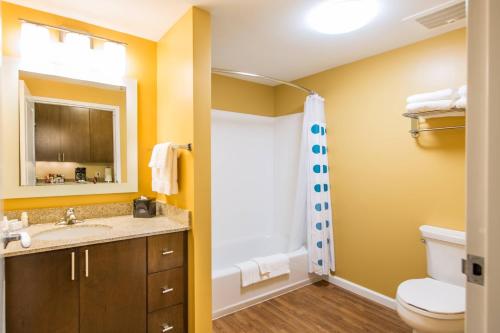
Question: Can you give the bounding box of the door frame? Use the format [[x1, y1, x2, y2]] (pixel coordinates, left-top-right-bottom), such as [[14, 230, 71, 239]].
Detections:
[[466, 0, 500, 331], [18, 80, 35, 186]]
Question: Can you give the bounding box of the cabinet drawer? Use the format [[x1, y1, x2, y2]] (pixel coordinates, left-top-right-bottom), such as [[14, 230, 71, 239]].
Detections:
[[148, 232, 185, 273], [148, 304, 184, 333], [148, 268, 184, 312]]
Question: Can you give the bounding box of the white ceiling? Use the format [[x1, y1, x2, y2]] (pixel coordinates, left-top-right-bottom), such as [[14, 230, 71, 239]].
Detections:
[[5, 0, 466, 82]]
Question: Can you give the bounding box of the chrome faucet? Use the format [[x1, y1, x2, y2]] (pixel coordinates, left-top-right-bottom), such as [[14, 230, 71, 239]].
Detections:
[[3, 233, 21, 249], [56, 208, 83, 225], [2, 231, 31, 249]]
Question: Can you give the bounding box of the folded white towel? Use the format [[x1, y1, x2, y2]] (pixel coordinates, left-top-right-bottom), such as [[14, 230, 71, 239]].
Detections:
[[454, 96, 467, 109], [458, 85, 467, 97], [235, 261, 261, 287], [149, 143, 179, 195], [406, 88, 454, 104], [235, 254, 291, 287], [253, 254, 290, 276], [406, 100, 454, 113]]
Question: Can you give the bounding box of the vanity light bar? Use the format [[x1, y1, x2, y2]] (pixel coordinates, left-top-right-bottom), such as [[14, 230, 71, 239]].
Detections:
[[19, 18, 128, 46]]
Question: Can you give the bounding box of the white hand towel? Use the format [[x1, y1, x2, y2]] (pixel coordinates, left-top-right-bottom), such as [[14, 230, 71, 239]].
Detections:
[[148, 143, 167, 168], [406, 100, 453, 113], [458, 85, 467, 97], [454, 96, 467, 109], [406, 88, 454, 104], [253, 254, 290, 276], [148, 143, 179, 195], [235, 260, 261, 287]]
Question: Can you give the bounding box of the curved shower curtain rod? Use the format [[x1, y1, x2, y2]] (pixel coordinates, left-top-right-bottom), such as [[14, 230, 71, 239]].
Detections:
[[212, 68, 317, 95]]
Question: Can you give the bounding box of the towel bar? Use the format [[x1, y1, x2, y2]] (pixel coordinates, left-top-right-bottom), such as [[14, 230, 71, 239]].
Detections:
[[148, 143, 192, 151], [402, 109, 465, 138], [173, 143, 192, 151], [409, 125, 465, 137]]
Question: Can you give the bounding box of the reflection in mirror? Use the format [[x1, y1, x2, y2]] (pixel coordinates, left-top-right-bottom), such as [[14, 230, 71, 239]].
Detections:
[[19, 71, 127, 186]]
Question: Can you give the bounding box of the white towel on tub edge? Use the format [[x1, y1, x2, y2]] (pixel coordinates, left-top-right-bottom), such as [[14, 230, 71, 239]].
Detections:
[[235, 261, 261, 287]]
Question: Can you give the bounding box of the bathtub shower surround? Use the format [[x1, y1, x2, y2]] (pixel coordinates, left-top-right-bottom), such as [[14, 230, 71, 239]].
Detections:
[[211, 110, 317, 317]]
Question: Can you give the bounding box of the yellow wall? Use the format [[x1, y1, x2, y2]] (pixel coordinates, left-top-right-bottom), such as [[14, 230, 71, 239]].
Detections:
[[275, 29, 466, 297], [2, 2, 157, 209], [156, 8, 212, 333], [212, 73, 274, 116]]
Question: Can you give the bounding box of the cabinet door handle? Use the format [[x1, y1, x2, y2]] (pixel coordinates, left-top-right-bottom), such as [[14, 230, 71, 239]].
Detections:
[[161, 287, 174, 294], [85, 249, 89, 278], [161, 324, 174, 332], [62, 152, 65, 162], [162, 249, 174, 256], [71, 252, 75, 281]]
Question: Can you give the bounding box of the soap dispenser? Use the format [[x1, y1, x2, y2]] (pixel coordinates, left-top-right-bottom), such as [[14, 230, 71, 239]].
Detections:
[[21, 212, 29, 228], [2, 216, 9, 234]]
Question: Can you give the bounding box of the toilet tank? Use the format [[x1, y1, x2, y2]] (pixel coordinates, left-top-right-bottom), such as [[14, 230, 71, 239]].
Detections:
[[420, 225, 466, 287]]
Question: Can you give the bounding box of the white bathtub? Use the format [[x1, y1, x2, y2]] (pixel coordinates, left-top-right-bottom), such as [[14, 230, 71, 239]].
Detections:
[[212, 235, 318, 319]]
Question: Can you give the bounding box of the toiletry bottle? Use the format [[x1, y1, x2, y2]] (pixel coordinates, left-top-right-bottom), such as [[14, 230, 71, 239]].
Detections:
[[21, 212, 29, 228], [2, 216, 10, 234]]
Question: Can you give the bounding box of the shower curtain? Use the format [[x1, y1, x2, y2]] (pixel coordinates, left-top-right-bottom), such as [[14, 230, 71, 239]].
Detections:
[[290, 94, 335, 276]]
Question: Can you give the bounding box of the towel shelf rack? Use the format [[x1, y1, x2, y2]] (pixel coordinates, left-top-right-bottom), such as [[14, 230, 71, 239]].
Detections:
[[402, 108, 465, 119], [402, 108, 465, 138]]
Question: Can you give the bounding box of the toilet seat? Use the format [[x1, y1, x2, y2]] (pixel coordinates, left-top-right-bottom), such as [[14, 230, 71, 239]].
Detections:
[[396, 278, 465, 320]]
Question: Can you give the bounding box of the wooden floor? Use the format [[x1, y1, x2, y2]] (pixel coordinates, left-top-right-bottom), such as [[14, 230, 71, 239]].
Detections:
[[213, 281, 412, 333]]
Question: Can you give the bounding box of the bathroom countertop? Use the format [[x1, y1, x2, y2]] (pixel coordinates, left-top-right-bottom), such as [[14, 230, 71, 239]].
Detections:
[[1, 215, 190, 257]]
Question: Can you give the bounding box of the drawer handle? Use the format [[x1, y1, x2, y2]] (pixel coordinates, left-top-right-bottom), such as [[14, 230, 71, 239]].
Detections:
[[162, 249, 174, 256], [85, 249, 89, 278], [161, 324, 174, 332], [161, 287, 174, 294], [71, 252, 75, 281]]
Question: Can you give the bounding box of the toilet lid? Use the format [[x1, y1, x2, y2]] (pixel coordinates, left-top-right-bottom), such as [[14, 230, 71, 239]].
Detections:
[[397, 278, 465, 314]]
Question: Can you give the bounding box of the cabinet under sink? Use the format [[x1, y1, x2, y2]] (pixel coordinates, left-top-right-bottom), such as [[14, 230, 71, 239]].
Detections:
[[5, 231, 187, 333]]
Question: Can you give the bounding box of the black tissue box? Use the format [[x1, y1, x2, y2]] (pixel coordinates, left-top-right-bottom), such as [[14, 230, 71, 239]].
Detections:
[[133, 197, 156, 218]]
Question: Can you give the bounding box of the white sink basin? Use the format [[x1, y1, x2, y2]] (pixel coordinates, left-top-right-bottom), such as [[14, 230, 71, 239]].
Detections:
[[33, 224, 112, 241]]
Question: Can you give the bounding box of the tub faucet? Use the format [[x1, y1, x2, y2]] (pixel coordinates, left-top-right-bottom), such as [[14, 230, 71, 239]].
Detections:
[[57, 208, 83, 225]]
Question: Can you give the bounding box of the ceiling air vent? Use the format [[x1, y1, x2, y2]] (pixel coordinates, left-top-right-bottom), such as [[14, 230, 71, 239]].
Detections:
[[403, 0, 466, 30]]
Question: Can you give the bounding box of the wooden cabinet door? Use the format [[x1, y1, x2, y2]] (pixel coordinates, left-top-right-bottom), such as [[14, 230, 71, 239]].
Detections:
[[34, 103, 61, 161], [79, 238, 147, 333], [60, 106, 91, 162], [5, 249, 80, 333], [89, 109, 114, 163]]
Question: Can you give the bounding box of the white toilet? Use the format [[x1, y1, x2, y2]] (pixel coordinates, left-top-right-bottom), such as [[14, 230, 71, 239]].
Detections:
[[396, 225, 465, 333]]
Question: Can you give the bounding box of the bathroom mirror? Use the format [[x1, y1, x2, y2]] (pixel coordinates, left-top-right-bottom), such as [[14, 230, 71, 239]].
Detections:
[[1, 59, 138, 198], [19, 71, 125, 186]]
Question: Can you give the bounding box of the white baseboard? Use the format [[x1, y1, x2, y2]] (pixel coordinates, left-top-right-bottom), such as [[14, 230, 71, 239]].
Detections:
[[327, 276, 396, 310]]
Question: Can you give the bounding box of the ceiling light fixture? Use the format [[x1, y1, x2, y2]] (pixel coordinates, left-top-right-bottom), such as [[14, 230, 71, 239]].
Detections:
[[307, 0, 380, 34]]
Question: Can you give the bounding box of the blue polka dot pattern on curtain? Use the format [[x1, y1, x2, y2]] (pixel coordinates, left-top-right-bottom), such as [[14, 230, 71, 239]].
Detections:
[[304, 94, 335, 276]]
